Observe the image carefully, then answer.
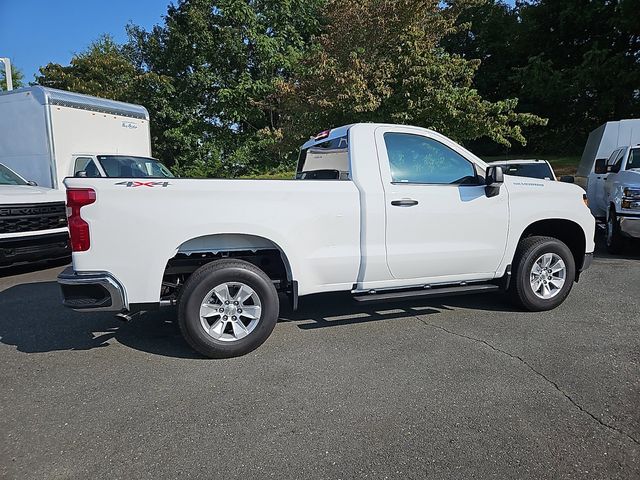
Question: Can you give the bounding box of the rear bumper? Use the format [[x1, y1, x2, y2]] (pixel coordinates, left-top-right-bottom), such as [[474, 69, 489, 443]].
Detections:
[[0, 232, 70, 267], [57, 266, 127, 312], [619, 214, 640, 239]]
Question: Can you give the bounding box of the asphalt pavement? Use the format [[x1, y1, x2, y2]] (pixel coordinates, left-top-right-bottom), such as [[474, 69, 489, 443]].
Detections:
[[1, 239, 639, 479]]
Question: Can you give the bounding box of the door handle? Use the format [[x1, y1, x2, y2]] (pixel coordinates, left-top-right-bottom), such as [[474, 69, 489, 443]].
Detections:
[[391, 199, 419, 207]]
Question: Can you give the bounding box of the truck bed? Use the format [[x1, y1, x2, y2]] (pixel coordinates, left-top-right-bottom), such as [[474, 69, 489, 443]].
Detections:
[[65, 177, 361, 303]]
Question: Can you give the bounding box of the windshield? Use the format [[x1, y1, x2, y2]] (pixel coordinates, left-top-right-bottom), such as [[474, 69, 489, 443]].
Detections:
[[96, 156, 174, 178], [0, 163, 28, 186], [497, 162, 554, 180]]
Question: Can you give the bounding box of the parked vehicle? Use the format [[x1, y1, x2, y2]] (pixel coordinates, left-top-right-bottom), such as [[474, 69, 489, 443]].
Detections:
[[0, 86, 172, 189], [587, 145, 640, 253], [58, 123, 595, 358], [0, 162, 69, 268], [486, 159, 569, 182], [578, 119, 640, 191]]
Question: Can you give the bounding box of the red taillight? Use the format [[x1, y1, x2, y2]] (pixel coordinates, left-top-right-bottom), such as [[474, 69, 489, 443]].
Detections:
[[66, 188, 96, 252]]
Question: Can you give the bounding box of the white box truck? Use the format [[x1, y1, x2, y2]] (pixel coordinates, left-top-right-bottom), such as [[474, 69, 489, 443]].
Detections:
[[577, 119, 640, 192], [0, 86, 171, 189]]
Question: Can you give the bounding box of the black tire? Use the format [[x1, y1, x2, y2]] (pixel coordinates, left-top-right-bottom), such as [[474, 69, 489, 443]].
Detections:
[[605, 207, 625, 254], [509, 236, 576, 312], [178, 259, 279, 358]]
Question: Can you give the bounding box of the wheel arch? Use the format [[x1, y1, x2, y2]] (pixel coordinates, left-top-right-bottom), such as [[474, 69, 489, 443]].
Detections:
[[518, 218, 587, 279], [160, 233, 296, 307], [174, 233, 294, 281]]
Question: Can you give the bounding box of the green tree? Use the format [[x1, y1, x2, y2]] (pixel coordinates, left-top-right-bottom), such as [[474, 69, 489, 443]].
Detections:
[[37, 35, 140, 99], [0, 64, 24, 91], [512, 0, 640, 152], [445, 0, 640, 154], [278, 0, 545, 158], [126, 0, 326, 176]]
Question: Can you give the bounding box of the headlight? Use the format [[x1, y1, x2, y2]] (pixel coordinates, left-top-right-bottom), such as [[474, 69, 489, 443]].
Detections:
[[622, 199, 640, 209], [623, 187, 640, 200]]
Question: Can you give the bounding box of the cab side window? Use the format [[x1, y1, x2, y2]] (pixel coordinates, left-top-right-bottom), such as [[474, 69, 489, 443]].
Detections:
[[383, 133, 478, 185], [607, 149, 624, 173]]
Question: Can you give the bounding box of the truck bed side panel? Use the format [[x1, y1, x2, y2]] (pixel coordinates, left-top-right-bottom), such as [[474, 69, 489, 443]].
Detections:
[[65, 178, 361, 302]]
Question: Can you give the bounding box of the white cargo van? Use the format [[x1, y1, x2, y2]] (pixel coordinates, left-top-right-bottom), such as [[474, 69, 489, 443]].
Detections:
[[0, 86, 170, 189], [577, 119, 640, 198]]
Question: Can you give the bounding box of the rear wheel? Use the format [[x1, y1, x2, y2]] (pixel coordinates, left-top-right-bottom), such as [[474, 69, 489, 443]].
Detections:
[[178, 259, 279, 358], [606, 207, 625, 254], [509, 236, 575, 311]]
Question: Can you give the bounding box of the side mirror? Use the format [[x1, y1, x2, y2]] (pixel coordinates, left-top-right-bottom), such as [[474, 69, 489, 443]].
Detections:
[[594, 158, 607, 174], [27, 180, 38, 186], [485, 165, 504, 197], [75, 171, 88, 178], [485, 165, 504, 187], [559, 175, 575, 183]]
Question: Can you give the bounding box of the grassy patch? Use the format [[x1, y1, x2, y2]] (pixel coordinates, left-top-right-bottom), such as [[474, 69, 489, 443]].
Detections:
[[482, 154, 581, 176]]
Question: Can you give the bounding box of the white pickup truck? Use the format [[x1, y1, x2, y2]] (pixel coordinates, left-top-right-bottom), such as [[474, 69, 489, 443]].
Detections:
[[588, 145, 640, 253], [58, 123, 595, 358]]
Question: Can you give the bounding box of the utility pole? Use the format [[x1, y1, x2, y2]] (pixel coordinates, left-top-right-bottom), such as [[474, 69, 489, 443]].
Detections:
[[0, 57, 13, 91]]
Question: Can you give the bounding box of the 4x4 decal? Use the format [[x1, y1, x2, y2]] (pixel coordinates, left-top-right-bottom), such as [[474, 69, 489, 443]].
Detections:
[[115, 181, 170, 188]]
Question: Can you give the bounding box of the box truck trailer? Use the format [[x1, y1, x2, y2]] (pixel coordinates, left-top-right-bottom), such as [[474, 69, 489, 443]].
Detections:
[[577, 119, 640, 189], [0, 86, 171, 189]]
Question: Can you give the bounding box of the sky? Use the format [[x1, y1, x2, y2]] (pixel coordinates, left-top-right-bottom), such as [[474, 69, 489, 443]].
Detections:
[[0, 0, 170, 83]]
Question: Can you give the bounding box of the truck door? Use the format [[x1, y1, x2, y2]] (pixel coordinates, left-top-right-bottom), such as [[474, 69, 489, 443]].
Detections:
[[604, 148, 626, 210], [590, 149, 620, 217], [375, 127, 509, 281]]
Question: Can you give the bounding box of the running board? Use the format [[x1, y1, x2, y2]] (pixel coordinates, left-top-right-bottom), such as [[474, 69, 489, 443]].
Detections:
[[353, 283, 501, 303]]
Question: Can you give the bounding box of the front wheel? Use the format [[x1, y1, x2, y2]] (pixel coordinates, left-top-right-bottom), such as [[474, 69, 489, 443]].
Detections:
[[509, 236, 576, 311], [178, 259, 279, 358], [606, 208, 625, 254]]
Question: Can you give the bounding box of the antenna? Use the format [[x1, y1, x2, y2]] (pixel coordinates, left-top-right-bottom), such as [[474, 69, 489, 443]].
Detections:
[[0, 58, 13, 91]]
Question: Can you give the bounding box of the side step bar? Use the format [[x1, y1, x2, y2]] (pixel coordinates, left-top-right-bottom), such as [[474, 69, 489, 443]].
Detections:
[[353, 283, 501, 303]]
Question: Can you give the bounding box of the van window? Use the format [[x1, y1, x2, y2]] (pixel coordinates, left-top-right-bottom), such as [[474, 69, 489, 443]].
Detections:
[[297, 136, 349, 180], [384, 133, 477, 185]]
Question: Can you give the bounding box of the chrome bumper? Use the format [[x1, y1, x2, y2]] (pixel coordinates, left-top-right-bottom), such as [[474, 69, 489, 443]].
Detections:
[[619, 215, 640, 239], [57, 266, 127, 312]]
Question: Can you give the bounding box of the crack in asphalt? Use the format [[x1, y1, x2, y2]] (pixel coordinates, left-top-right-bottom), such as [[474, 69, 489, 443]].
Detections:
[[415, 316, 640, 448]]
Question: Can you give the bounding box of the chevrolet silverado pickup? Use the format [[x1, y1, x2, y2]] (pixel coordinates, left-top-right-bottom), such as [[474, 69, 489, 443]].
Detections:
[[58, 123, 595, 358]]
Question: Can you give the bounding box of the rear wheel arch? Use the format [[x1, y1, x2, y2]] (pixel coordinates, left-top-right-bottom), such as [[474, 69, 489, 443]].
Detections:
[[161, 233, 295, 303], [175, 233, 293, 281]]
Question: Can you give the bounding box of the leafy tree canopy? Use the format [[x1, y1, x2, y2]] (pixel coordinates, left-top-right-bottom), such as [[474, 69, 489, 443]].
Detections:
[[0, 63, 24, 91], [36, 0, 562, 176]]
